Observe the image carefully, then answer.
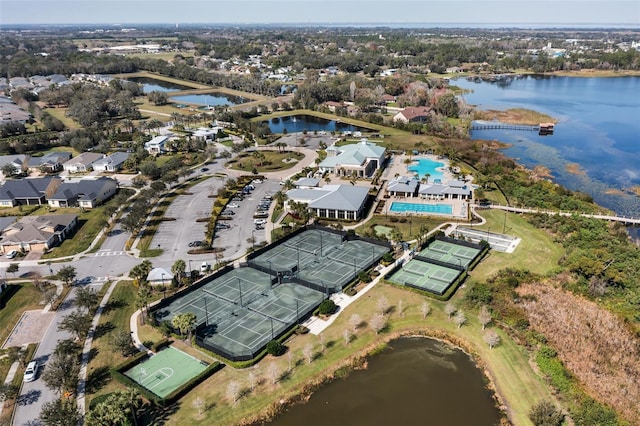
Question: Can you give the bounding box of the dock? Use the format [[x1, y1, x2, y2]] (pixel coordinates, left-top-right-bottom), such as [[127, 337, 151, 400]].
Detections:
[[471, 120, 554, 135]]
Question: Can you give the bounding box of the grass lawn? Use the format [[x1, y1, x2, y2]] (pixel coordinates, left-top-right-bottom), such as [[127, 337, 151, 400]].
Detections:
[[145, 281, 554, 426], [226, 150, 305, 173], [0, 283, 43, 346], [40, 208, 106, 259], [85, 280, 142, 406], [469, 209, 563, 277], [42, 107, 81, 130], [355, 214, 448, 242]]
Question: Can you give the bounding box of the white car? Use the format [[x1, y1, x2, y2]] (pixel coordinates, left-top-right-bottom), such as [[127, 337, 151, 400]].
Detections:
[[254, 219, 267, 225], [24, 361, 38, 382], [5, 250, 17, 259], [227, 203, 239, 208]]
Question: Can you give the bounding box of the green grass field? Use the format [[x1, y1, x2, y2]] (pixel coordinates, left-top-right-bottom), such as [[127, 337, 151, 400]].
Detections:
[[0, 283, 42, 346]]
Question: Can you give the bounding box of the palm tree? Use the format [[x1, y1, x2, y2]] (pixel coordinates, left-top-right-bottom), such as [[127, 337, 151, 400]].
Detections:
[[172, 260, 186, 286], [172, 312, 197, 342]]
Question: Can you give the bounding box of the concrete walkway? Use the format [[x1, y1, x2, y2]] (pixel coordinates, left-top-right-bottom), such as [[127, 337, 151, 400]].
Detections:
[[0, 354, 22, 416], [76, 278, 120, 415]]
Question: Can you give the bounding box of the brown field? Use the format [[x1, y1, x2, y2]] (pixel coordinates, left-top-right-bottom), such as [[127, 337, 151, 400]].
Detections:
[[474, 108, 556, 126], [518, 282, 640, 425]]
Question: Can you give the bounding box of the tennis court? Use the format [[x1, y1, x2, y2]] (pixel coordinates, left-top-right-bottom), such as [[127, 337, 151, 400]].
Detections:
[[124, 346, 208, 398], [251, 228, 389, 291], [418, 239, 481, 269], [389, 258, 461, 295]]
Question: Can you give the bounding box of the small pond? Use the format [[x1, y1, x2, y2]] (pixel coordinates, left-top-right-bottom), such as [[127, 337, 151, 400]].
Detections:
[[270, 337, 502, 426], [127, 77, 191, 93], [265, 115, 370, 134], [170, 93, 248, 106]]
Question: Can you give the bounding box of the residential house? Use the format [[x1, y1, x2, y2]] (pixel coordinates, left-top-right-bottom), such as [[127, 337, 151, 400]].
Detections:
[[62, 152, 104, 173], [392, 106, 432, 123], [318, 139, 386, 178], [0, 177, 62, 207], [0, 154, 28, 176], [192, 127, 223, 142], [144, 135, 169, 154], [286, 184, 370, 221], [92, 152, 130, 172], [0, 214, 77, 253], [48, 177, 118, 208], [27, 152, 73, 173], [387, 176, 420, 198], [323, 101, 343, 113]]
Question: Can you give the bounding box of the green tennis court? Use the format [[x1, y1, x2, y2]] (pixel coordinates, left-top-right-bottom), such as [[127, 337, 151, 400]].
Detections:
[[389, 258, 461, 295], [418, 240, 481, 269], [125, 347, 208, 398]]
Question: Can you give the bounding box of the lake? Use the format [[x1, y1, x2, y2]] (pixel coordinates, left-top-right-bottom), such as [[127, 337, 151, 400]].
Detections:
[[270, 337, 502, 426], [265, 115, 369, 134], [454, 75, 640, 218], [127, 76, 191, 93], [170, 93, 247, 106]]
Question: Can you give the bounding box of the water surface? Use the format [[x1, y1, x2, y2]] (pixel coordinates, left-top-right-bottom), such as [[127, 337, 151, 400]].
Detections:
[[265, 115, 369, 134], [271, 337, 501, 426], [127, 76, 191, 93]]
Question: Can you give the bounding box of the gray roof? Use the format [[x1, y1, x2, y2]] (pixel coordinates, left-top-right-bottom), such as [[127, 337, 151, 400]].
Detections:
[[388, 176, 420, 194], [49, 177, 116, 202], [288, 184, 369, 212], [0, 214, 77, 246], [147, 267, 173, 282], [419, 182, 472, 196], [294, 177, 320, 187], [63, 152, 104, 168], [0, 177, 61, 201], [92, 152, 130, 168], [319, 139, 385, 169]]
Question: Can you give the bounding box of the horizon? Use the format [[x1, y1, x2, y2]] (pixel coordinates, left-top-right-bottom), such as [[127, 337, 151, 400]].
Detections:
[[2, 0, 639, 27]]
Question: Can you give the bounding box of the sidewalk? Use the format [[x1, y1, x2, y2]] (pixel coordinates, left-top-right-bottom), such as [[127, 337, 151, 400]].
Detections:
[[0, 354, 22, 416]]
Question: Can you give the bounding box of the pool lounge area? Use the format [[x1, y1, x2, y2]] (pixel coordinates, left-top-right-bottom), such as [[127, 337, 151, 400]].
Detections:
[[390, 202, 453, 215]]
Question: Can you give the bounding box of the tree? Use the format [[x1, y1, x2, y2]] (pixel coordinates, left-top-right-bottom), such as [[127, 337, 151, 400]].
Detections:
[[0, 383, 19, 403], [528, 400, 565, 426], [376, 296, 389, 315], [7, 263, 19, 277], [172, 312, 197, 341], [135, 285, 152, 324], [42, 352, 80, 395], [478, 305, 492, 330], [58, 309, 92, 341], [483, 329, 501, 350], [444, 302, 457, 319], [317, 299, 337, 316], [421, 301, 432, 319], [453, 310, 467, 328], [75, 286, 99, 311], [53, 339, 81, 358], [303, 342, 314, 364], [370, 313, 386, 334], [129, 260, 153, 287], [398, 300, 404, 318], [85, 389, 141, 426], [56, 265, 77, 287], [172, 259, 186, 287], [248, 370, 259, 391], [266, 362, 280, 385], [226, 381, 241, 405], [343, 328, 351, 345], [111, 329, 136, 356], [266, 340, 285, 356], [40, 398, 81, 426], [349, 313, 362, 333]]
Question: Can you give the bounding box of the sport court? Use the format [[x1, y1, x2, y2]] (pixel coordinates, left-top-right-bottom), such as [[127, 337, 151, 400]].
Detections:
[[250, 228, 389, 293], [417, 239, 481, 269], [124, 346, 208, 398], [452, 227, 521, 253], [390, 258, 461, 295], [153, 267, 324, 360]]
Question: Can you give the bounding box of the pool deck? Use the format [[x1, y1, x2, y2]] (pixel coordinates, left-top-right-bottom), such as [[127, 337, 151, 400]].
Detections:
[[381, 153, 470, 219]]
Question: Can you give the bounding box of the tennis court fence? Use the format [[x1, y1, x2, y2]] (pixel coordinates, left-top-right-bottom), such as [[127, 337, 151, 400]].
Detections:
[[413, 255, 465, 272]]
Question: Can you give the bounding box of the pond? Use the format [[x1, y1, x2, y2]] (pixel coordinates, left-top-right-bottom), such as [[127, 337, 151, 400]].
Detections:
[[170, 93, 248, 106], [126, 76, 191, 93], [264, 115, 370, 134], [270, 337, 502, 426]]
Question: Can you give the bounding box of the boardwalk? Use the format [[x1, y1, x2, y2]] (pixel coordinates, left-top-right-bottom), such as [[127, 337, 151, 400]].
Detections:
[[471, 120, 539, 131], [487, 204, 640, 225]]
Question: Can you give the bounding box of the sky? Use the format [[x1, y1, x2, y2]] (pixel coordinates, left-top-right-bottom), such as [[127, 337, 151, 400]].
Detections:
[[1, 0, 639, 26]]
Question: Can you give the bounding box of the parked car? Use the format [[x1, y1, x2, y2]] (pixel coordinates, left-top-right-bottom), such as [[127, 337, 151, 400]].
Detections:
[[200, 167, 209, 172], [221, 210, 235, 215], [5, 250, 18, 259], [254, 219, 267, 225], [254, 212, 269, 218], [200, 262, 211, 273], [227, 203, 240, 208], [215, 223, 230, 230], [255, 224, 264, 230], [24, 361, 38, 383], [232, 196, 244, 202], [252, 179, 263, 184]]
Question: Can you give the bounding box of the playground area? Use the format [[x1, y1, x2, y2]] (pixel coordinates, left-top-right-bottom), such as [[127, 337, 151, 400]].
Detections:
[[124, 346, 208, 398]]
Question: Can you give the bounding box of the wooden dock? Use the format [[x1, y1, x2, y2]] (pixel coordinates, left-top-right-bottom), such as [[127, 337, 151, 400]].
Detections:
[[471, 121, 554, 134]]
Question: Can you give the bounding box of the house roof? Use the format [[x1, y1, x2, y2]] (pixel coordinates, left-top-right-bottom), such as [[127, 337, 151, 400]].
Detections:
[[319, 139, 386, 169], [294, 177, 320, 187], [49, 177, 116, 202], [395, 106, 431, 121], [63, 152, 104, 168], [0, 177, 61, 201], [419, 182, 472, 196], [0, 214, 77, 246], [287, 184, 369, 212], [145, 135, 169, 147], [92, 152, 130, 168], [388, 176, 420, 193]]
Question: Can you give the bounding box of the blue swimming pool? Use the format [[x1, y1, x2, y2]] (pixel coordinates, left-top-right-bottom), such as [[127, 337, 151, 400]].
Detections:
[[408, 158, 445, 181], [390, 202, 453, 215]]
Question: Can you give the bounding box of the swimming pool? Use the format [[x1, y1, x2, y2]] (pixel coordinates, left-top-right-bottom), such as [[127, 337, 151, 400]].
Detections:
[[408, 158, 445, 181], [390, 202, 453, 215]]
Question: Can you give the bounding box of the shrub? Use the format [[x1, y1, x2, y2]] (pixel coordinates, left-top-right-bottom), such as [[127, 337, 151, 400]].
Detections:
[[317, 299, 338, 316], [528, 400, 564, 426], [266, 340, 285, 356]]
